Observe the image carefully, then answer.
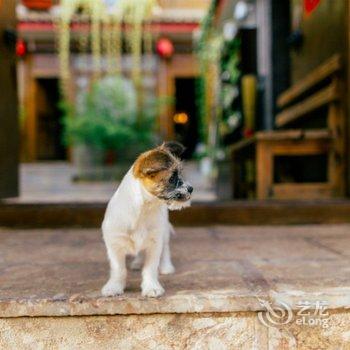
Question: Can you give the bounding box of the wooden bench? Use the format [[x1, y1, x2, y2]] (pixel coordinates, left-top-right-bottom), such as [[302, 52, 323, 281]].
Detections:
[[231, 54, 346, 200]]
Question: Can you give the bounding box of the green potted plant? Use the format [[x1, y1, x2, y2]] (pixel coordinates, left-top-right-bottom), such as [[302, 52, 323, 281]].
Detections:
[[62, 76, 157, 180]]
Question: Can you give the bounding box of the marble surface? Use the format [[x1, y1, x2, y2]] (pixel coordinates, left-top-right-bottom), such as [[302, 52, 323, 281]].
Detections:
[[1, 225, 350, 317]]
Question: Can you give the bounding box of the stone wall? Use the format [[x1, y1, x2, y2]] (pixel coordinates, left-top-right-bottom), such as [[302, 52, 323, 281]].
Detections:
[[1, 310, 350, 349]]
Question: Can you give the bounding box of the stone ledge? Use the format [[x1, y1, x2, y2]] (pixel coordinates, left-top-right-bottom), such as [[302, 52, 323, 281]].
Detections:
[[1, 225, 350, 318], [2, 199, 350, 227], [3, 311, 350, 349], [1, 289, 350, 318]]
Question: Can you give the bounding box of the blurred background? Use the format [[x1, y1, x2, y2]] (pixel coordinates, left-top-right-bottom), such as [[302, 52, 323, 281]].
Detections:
[[3, 2, 350, 346], [0, 0, 349, 203]]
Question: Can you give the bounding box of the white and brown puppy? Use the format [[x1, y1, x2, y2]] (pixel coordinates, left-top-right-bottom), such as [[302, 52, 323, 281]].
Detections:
[[101, 142, 192, 297]]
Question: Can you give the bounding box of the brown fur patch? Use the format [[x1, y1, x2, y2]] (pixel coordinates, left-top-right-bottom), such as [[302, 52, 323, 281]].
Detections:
[[133, 147, 181, 197], [160, 141, 185, 158]]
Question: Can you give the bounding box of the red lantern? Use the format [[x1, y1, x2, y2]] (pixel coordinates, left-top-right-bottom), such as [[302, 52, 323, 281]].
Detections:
[[16, 39, 27, 57], [22, 0, 53, 11], [304, 0, 321, 15], [243, 128, 254, 138], [156, 38, 174, 59]]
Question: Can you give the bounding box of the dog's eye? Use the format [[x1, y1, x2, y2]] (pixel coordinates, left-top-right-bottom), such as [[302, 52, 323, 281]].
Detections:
[[169, 173, 177, 184]]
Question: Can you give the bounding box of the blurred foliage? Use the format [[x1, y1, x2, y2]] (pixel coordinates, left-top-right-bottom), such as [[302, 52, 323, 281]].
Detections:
[[196, 0, 218, 145], [219, 38, 241, 142], [61, 76, 160, 158], [196, 0, 242, 162], [196, 0, 224, 164]]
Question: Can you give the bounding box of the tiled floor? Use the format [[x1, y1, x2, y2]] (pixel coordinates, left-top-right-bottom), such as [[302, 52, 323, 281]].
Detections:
[[10, 161, 216, 203], [1, 224, 350, 317]]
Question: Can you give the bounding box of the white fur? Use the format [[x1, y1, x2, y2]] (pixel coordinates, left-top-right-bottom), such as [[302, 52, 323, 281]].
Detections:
[[101, 168, 181, 298]]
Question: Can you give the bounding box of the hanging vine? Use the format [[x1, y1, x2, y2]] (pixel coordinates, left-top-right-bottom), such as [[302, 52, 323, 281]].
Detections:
[[57, 0, 157, 107], [109, 12, 122, 74], [121, 0, 156, 122], [196, 0, 223, 157], [57, 0, 77, 97], [90, 0, 104, 78]]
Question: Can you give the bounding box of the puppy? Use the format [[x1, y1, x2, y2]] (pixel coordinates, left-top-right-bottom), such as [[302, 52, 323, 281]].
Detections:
[[101, 142, 193, 297]]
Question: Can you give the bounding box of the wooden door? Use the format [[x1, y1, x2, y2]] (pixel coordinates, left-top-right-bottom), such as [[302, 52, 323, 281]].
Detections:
[[0, 0, 19, 198]]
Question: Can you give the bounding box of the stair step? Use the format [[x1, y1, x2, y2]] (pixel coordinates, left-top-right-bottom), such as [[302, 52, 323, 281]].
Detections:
[[1, 199, 350, 227], [1, 225, 350, 348], [1, 225, 350, 317]]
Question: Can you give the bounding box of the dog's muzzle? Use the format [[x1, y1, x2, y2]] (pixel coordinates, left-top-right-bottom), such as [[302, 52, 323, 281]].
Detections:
[[166, 184, 193, 210], [174, 185, 193, 201]]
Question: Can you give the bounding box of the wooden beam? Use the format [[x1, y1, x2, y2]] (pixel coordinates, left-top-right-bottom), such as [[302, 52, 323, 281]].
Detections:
[[256, 141, 273, 199], [229, 136, 256, 153], [256, 129, 332, 141], [229, 129, 332, 154], [266, 139, 330, 156], [0, 0, 19, 198], [18, 22, 200, 40], [277, 54, 342, 108], [25, 64, 38, 161], [347, 0, 350, 196], [272, 183, 333, 200], [276, 82, 340, 127], [328, 100, 347, 197]]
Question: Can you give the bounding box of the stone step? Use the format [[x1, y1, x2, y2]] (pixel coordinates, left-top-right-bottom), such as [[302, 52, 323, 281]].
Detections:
[[2, 199, 350, 228], [1, 225, 350, 348]]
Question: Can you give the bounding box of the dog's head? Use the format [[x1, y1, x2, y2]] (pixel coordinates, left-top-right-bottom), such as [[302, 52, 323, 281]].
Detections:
[[133, 141, 193, 210]]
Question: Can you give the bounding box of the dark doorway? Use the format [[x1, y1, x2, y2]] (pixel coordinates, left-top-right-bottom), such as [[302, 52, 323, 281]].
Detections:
[[0, 0, 18, 198], [36, 78, 66, 160], [174, 77, 199, 158]]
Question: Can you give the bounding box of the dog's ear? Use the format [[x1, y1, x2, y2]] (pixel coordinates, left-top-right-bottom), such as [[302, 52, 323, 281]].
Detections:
[[161, 141, 185, 158], [134, 150, 172, 178]]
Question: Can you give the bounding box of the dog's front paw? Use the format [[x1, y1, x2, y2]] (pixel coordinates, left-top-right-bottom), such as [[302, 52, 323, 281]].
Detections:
[[101, 280, 124, 297], [141, 280, 165, 298]]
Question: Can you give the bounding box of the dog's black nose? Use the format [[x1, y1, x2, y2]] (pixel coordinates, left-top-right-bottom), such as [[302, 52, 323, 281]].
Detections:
[[187, 185, 193, 194]]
